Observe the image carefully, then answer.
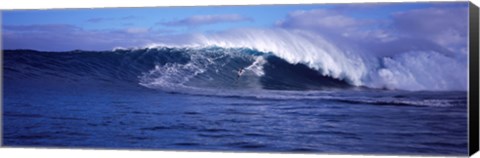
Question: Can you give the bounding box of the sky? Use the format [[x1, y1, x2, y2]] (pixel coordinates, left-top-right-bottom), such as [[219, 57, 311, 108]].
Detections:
[[2, 2, 469, 52]]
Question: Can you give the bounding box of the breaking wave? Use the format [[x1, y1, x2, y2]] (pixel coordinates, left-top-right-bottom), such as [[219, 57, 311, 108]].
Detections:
[[147, 29, 468, 91]]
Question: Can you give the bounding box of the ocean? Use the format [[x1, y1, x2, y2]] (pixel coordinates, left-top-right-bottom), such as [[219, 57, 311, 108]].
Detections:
[[3, 47, 468, 155]]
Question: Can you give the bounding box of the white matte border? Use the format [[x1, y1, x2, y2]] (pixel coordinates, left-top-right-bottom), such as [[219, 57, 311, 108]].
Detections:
[[0, 148, 465, 158], [0, 0, 479, 158]]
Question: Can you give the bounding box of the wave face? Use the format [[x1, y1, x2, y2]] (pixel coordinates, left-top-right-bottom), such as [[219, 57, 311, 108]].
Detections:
[[4, 47, 352, 92]]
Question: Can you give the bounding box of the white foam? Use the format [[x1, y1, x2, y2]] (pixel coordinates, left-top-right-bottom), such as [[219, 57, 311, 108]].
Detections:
[[244, 56, 267, 76], [139, 50, 215, 89]]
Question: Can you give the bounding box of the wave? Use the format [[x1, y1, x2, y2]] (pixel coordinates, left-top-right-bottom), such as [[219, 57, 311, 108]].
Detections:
[[147, 29, 468, 91]]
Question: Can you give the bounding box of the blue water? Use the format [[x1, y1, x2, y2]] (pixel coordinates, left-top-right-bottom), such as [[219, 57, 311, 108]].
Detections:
[[2, 48, 468, 155]]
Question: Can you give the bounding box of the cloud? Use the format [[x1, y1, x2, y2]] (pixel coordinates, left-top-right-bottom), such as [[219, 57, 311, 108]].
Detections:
[[276, 9, 390, 43], [124, 27, 149, 34], [160, 14, 253, 27], [86, 17, 115, 23], [277, 9, 360, 29], [86, 16, 139, 23], [392, 7, 468, 54], [3, 24, 171, 51], [3, 24, 80, 32], [275, 6, 468, 57], [121, 16, 139, 20], [276, 8, 393, 32]]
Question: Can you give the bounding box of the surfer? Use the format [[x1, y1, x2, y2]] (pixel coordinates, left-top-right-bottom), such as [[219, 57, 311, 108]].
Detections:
[[236, 68, 244, 80]]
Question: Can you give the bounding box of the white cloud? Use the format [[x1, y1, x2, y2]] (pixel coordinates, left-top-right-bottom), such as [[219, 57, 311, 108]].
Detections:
[[392, 7, 468, 54], [161, 14, 253, 27]]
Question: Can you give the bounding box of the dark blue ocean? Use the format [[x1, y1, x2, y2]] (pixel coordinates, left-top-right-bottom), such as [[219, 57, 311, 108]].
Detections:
[[3, 48, 468, 155]]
